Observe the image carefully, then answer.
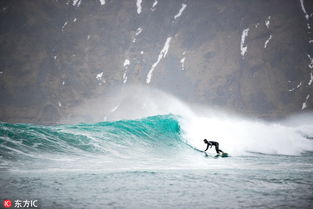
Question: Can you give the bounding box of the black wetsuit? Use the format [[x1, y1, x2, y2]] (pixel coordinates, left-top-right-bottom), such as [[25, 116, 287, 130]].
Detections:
[[204, 141, 223, 154]]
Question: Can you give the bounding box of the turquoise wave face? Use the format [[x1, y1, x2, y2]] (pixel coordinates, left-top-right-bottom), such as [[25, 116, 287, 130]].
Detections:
[[0, 114, 184, 162], [2, 113, 312, 172]]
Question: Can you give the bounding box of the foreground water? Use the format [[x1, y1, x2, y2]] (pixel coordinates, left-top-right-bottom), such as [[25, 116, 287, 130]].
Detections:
[[0, 115, 313, 208]]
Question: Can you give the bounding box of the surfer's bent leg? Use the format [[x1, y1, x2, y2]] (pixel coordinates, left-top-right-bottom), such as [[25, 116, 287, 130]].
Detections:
[[214, 142, 223, 154], [214, 142, 220, 154]]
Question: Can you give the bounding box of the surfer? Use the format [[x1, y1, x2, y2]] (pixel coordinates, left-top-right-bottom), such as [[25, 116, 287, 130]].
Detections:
[[203, 139, 224, 155]]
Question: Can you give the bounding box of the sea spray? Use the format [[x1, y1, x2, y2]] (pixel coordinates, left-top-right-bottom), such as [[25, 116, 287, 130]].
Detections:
[[180, 113, 313, 156], [1, 113, 313, 173]]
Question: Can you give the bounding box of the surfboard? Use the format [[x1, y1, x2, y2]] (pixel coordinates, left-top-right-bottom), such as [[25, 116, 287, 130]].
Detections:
[[215, 153, 229, 158], [221, 153, 228, 157], [187, 144, 229, 158]]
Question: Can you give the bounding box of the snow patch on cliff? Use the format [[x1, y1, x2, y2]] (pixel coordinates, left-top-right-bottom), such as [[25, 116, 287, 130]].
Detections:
[[289, 81, 302, 92], [265, 16, 271, 28], [180, 57, 186, 71], [302, 94, 310, 110], [151, 0, 158, 11], [308, 54, 313, 69], [240, 28, 249, 58], [96, 72, 106, 85], [300, 0, 309, 20], [99, 0, 105, 6], [174, 3, 187, 20], [136, 0, 142, 14], [96, 72, 104, 80], [123, 71, 128, 84], [146, 37, 172, 84], [308, 71, 313, 86], [122, 59, 130, 84], [123, 59, 130, 67], [61, 21, 68, 32], [136, 27, 143, 36], [72, 0, 82, 7], [111, 104, 120, 113], [264, 34, 272, 48]]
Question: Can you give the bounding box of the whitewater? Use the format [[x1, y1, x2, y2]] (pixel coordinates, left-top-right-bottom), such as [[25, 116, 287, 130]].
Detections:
[[1, 88, 313, 209]]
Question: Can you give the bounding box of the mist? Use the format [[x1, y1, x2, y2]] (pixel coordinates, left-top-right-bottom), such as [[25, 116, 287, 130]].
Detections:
[[64, 85, 313, 156]]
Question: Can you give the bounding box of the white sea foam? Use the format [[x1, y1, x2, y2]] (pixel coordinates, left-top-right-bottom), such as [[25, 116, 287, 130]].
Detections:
[[129, 87, 313, 156], [67, 86, 313, 156], [180, 112, 313, 156]]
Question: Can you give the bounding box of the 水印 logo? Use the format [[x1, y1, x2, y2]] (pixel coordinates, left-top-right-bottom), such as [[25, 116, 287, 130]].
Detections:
[[3, 200, 12, 208], [2, 200, 39, 208]]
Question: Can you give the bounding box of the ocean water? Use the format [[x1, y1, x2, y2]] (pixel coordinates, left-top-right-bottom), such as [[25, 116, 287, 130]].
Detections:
[[0, 114, 313, 209]]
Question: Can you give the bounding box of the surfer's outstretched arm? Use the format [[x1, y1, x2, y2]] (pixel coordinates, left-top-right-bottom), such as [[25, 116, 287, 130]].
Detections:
[[204, 143, 210, 151]]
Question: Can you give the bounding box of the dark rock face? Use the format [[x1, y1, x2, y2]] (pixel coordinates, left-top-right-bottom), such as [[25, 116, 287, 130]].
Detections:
[[0, 0, 312, 123]]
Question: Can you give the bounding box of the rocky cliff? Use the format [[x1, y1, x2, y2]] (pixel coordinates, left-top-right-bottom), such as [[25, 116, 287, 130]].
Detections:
[[0, 0, 312, 123]]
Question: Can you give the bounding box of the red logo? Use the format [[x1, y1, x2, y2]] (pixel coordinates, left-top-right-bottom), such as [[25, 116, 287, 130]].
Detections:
[[3, 200, 12, 208]]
